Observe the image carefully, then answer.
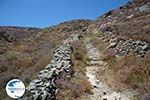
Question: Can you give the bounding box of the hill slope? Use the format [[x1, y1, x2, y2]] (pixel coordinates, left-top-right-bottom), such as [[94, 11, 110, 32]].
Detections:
[[0, 0, 150, 100]]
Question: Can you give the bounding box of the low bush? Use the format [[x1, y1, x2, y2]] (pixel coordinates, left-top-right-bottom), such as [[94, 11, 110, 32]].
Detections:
[[57, 41, 92, 100], [103, 52, 150, 94], [5, 51, 17, 61]]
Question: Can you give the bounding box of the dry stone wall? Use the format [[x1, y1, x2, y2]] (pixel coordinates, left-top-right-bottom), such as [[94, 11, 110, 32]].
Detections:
[[100, 31, 150, 57], [21, 34, 81, 100]]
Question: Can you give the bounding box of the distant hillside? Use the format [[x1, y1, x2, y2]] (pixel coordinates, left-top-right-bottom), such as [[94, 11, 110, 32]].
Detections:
[[0, 26, 41, 42]]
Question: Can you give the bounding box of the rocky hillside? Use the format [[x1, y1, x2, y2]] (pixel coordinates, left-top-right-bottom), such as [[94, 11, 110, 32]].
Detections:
[[0, 0, 150, 100], [86, 0, 150, 99], [88, 0, 150, 57], [0, 26, 41, 42], [0, 20, 92, 99]]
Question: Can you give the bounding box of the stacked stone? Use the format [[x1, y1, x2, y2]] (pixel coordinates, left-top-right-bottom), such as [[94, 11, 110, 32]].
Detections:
[[22, 34, 80, 100], [116, 39, 150, 57], [98, 28, 150, 57]]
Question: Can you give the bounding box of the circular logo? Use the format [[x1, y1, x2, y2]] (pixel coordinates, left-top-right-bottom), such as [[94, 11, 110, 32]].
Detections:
[[6, 79, 25, 99]]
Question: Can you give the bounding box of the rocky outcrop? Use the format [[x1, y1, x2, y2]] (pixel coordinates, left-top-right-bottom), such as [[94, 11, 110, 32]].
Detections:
[[87, 0, 150, 54], [22, 34, 81, 100], [88, 0, 150, 57], [0, 31, 15, 42], [138, 3, 150, 13]]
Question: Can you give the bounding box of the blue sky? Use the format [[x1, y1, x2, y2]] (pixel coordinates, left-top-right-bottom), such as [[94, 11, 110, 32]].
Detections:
[[0, 0, 129, 28]]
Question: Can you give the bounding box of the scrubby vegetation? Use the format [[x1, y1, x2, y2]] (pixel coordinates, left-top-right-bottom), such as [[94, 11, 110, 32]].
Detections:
[[87, 29, 150, 98], [0, 0, 149, 99], [0, 20, 92, 99], [57, 41, 92, 100], [102, 48, 150, 95]]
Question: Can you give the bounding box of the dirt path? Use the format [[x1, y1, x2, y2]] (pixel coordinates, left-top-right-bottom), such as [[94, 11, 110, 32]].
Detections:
[[84, 41, 137, 100]]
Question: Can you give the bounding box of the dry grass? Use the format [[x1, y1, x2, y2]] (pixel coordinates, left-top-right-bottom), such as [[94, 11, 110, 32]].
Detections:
[[0, 20, 92, 100], [72, 41, 87, 73], [57, 40, 92, 100], [114, 14, 150, 41], [85, 31, 108, 52], [0, 30, 67, 99], [102, 49, 150, 95], [5, 51, 18, 61], [116, 54, 150, 92]]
